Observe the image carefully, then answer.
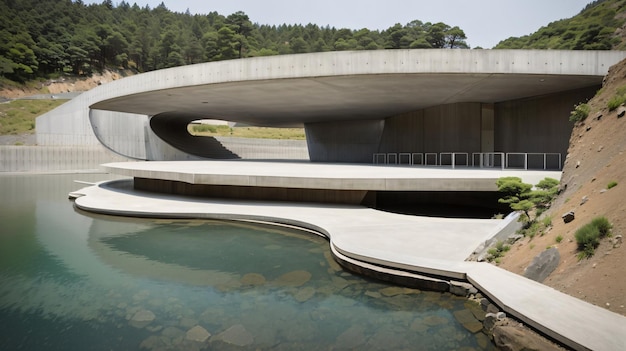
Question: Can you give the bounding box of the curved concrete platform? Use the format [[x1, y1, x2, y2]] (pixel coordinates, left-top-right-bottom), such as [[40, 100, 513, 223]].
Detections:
[[36, 49, 626, 162], [102, 160, 561, 192], [73, 179, 626, 351]]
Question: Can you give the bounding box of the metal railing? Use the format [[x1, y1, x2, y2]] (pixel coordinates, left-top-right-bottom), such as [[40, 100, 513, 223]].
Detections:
[[374, 151, 562, 170]]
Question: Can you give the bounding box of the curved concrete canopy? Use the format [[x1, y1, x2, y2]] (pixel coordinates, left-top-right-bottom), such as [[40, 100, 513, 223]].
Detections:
[[90, 49, 626, 127]]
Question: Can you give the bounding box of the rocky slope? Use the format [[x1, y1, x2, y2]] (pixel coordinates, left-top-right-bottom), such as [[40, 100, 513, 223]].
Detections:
[[0, 70, 129, 99], [499, 57, 626, 317]]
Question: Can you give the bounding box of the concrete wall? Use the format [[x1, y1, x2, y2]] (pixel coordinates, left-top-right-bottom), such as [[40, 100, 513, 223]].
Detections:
[[379, 102, 485, 155], [0, 145, 127, 172], [495, 86, 597, 167], [305, 119, 384, 162], [216, 137, 308, 160]]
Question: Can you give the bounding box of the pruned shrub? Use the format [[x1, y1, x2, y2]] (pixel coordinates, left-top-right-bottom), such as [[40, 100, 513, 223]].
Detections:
[[607, 181, 618, 189]]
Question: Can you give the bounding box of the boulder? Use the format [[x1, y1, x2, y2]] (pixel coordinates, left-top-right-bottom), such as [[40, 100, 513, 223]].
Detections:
[[524, 247, 560, 283], [561, 211, 575, 224], [618, 106, 626, 118], [492, 325, 562, 351], [449, 281, 477, 297]]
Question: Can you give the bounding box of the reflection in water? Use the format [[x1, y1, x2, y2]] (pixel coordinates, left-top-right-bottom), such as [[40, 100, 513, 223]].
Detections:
[[0, 174, 495, 350]]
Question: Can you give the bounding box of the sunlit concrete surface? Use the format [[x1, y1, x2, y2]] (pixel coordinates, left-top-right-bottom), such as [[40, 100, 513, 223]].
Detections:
[[102, 160, 562, 192]]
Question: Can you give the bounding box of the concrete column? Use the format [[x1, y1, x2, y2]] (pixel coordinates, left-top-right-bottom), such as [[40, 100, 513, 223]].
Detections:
[[481, 104, 495, 153]]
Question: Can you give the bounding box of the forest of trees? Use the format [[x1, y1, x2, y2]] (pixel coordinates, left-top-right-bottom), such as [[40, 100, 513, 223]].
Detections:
[[0, 0, 471, 83]]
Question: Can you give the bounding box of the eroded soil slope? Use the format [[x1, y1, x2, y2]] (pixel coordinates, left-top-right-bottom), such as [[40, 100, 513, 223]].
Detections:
[[499, 58, 626, 317]]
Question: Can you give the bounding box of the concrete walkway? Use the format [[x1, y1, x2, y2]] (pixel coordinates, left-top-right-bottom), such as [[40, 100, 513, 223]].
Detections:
[[73, 179, 626, 351]]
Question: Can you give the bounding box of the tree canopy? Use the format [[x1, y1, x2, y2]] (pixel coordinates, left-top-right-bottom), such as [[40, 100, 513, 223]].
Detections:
[[494, 0, 622, 50], [0, 0, 470, 83]]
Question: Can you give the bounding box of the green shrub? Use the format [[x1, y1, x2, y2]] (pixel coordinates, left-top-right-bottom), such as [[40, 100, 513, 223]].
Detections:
[[555, 235, 563, 243], [574, 216, 612, 259], [607, 181, 618, 189], [569, 103, 590, 122], [607, 95, 625, 111], [487, 241, 510, 262], [575, 223, 600, 259], [591, 216, 612, 237], [542, 215, 552, 228]]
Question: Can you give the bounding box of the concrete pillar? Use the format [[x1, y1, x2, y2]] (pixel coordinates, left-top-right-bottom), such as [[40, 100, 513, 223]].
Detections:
[[481, 104, 495, 152]]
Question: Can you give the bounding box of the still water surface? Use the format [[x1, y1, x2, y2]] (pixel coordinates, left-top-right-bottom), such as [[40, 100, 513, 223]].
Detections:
[[0, 174, 495, 350]]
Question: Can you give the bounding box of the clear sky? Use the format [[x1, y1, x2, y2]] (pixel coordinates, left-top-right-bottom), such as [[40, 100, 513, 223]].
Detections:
[[87, 0, 593, 48]]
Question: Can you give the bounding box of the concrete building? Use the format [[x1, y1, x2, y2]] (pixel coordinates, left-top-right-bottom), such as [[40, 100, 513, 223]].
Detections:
[[36, 49, 626, 166]]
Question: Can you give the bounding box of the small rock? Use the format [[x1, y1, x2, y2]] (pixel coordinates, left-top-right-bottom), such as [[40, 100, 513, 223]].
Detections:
[[186, 325, 211, 343], [496, 311, 507, 320], [597, 145, 604, 152], [507, 234, 524, 244], [486, 303, 500, 314], [618, 106, 626, 118], [586, 126, 592, 131], [483, 313, 497, 332], [580, 196, 588, 205], [479, 298, 490, 311], [449, 281, 476, 297], [600, 189, 607, 194], [606, 303, 611, 307], [562, 211, 575, 224], [576, 160, 581, 168], [595, 112, 603, 121]]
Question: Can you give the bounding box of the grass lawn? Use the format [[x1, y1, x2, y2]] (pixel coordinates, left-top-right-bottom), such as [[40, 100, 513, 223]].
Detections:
[[189, 124, 306, 140], [0, 100, 306, 141], [0, 99, 67, 135]]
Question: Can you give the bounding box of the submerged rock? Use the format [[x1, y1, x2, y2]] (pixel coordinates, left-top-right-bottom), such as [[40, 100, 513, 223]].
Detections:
[[129, 309, 156, 328], [185, 325, 211, 343], [294, 286, 316, 302], [241, 273, 266, 286], [274, 270, 311, 287], [214, 324, 254, 346]]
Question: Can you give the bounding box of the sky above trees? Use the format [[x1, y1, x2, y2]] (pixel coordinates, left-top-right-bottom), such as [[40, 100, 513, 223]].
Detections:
[[83, 0, 592, 48]]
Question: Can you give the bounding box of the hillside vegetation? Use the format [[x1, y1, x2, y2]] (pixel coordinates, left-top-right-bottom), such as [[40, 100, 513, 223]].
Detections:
[[495, 0, 626, 49], [0, 0, 468, 85]]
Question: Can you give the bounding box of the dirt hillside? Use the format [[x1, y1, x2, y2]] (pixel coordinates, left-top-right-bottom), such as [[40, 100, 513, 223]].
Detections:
[[0, 70, 128, 99], [499, 58, 626, 317]]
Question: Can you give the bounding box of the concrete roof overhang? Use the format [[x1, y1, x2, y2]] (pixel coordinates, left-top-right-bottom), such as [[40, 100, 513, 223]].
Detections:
[[89, 50, 626, 127]]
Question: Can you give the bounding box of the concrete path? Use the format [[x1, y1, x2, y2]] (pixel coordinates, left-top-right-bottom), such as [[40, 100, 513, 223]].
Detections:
[[73, 179, 626, 351]]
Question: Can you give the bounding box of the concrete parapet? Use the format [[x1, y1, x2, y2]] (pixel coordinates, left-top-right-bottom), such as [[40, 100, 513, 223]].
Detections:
[[0, 145, 128, 172]]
